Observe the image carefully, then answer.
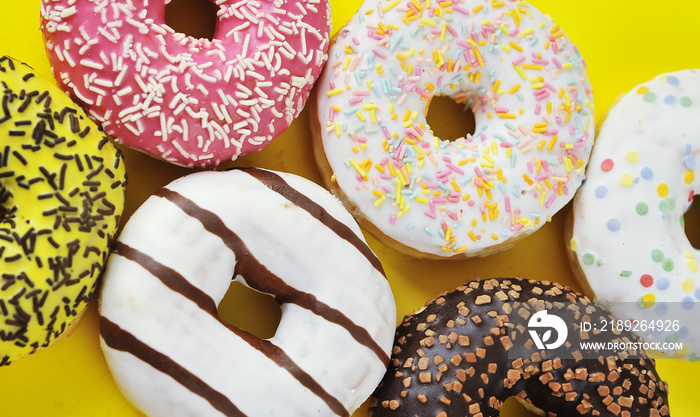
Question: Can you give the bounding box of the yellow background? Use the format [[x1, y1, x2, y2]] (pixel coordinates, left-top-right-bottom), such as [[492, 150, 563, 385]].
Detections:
[[0, 0, 698, 416]]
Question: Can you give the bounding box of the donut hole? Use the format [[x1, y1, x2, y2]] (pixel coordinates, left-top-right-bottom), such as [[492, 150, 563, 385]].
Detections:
[[684, 194, 700, 249], [425, 95, 477, 142], [218, 281, 282, 340], [502, 396, 542, 417], [164, 0, 218, 41]]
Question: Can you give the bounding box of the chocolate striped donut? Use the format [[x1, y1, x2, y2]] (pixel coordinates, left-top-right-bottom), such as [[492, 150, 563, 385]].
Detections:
[[98, 168, 396, 417]]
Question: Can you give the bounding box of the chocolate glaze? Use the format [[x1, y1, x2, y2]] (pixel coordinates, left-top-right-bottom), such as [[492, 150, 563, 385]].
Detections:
[[369, 278, 671, 417], [109, 241, 349, 417]]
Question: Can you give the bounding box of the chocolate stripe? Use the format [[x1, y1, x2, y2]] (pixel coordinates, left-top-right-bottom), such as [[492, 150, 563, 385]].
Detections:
[[240, 167, 386, 276], [100, 316, 247, 417], [112, 242, 349, 417], [114, 242, 217, 315], [155, 187, 390, 366]]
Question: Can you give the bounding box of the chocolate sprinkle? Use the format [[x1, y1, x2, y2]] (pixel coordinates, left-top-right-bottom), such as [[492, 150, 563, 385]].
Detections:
[[0, 55, 127, 365]]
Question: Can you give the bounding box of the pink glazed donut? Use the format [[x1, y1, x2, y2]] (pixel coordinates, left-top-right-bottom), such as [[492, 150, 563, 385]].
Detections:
[[40, 0, 330, 168]]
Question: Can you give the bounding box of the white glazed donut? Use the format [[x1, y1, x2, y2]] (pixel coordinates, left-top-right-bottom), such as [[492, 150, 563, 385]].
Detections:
[[97, 168, 396, 417], [40, 0, 330, 168], [568, 69, 700, 360], [312, 0, 594, 259]]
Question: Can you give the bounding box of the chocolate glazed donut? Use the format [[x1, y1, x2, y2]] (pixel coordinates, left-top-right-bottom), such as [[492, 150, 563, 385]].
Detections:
[[369, 278, 671, 417]]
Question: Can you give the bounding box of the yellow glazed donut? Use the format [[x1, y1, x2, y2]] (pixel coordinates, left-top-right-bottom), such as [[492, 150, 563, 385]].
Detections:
[[568, 69, 700, 360], [0, 55, 127, 365], [312, 0, 595, 259]]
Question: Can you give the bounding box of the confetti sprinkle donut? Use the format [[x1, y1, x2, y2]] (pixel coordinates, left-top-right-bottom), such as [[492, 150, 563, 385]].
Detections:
[[98, 168, 396, 417], [568, 69, 700, 360], [0, 56, 127, 365], [311, 0, 594, 258], [40, 0, 331, 168], [369, 278, 671, 417]]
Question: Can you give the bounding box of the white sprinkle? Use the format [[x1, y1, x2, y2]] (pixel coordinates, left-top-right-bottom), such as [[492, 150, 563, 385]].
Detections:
[[88, 85, 107, 96], [118, 104, 141, 118], [173, 102, 187, 116], [116, 86, 133, 96], [171, 140, 191, 159], [219, 103, 233, 124], [181, 120, 189, 143], [196, 85, 210, 96], [242, 34, 251, 57], [72, 87, 95, 105], [125, 123, 141, 136], [211, 102, 225, 122], [63, 49, 76, 67], [225, 21, 251, 39], [97, 27, 118, 43]]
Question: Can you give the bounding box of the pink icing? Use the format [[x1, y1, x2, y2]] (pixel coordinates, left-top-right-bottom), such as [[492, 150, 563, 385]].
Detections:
[[40, 0, 330, 168]]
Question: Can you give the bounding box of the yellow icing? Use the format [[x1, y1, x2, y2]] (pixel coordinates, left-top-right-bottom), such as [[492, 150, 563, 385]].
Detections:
[[0, 56, 127, 365]]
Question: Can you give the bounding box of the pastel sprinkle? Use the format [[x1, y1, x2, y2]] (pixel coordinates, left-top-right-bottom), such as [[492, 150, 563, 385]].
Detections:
[[626, 151, 640, 163], [620, 173, 634, 187], [569, 68, 699, 357], [685, 156, 696, 170], [662, 258, 675, 272], [318, 0, 594, 256], [594, 185, 607, 198], [659, 198, 675, 214], [607, 218, 621, 232], [636, 202, 649, 215], [600, 158, 614, 172]]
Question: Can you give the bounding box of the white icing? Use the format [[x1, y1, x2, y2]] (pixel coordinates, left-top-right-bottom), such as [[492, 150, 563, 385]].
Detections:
[[570, 69, 700, 359], [98, 169, 396, 416], [314, 0, 594, 257]]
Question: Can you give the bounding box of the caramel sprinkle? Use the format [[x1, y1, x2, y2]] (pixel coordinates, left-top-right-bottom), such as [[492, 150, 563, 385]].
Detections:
[[369, 278, 670, 417]]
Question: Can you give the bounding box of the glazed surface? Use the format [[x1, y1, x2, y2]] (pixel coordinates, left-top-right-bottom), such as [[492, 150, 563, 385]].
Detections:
[[98, 168, 396, 417], [569, 69, 700, 360], [41, 0, 330, 168], [313, 0, 594, 257], [369, 278, 670, 417], [0, 55, 127, 365]]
